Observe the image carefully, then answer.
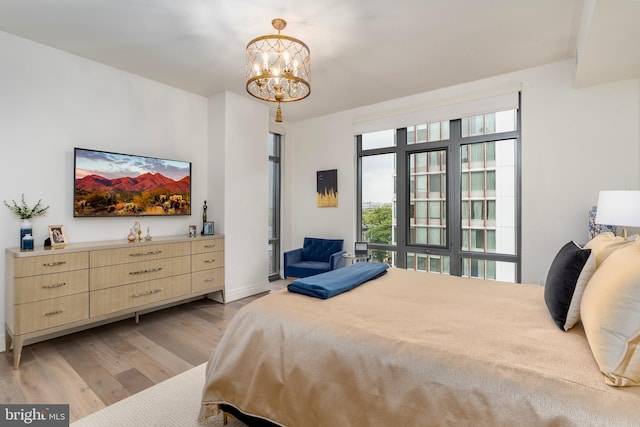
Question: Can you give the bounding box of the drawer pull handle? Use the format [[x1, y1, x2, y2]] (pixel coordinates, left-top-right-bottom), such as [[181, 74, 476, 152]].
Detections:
[[129, 267, 163, 275], [43, 261, 66, 267], [130, 288, 163, 298], [42, 282, 66, 289], [204, 259, 216, 263], [129, 250, 162, 257], [204, 277, 216, 282], [43, 309, 64, 317], [204, 244, 216, 248]]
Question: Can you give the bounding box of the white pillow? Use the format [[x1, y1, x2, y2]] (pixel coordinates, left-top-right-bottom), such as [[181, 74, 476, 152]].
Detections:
[[580, 236, 640, 386], [584, 232, 631, 268]]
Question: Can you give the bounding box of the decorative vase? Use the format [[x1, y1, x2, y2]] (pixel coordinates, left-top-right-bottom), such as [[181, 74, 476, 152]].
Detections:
[[22, 234, 34, 251], [127, 229, 137, 243], [20, 219, 32, 249]]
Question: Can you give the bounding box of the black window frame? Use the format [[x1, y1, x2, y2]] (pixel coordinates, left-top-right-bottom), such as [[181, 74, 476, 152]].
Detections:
[[268, 132, 282, 281], [357, 95, 522, 281]]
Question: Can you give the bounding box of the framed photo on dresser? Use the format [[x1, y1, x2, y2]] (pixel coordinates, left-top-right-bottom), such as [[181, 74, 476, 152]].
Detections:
[[202, 222, 214, 235], [48, 225, 67, 247]]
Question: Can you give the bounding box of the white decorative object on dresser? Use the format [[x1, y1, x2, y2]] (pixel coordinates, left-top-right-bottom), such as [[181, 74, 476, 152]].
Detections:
[[5, 234, 224, 369]]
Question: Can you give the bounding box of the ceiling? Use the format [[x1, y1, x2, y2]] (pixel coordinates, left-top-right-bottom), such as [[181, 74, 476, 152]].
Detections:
[[0, 0, 638, 122]]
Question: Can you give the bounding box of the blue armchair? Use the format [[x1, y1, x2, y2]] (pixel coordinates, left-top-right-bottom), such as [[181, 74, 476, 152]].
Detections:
[[284, 237, 346, 279]]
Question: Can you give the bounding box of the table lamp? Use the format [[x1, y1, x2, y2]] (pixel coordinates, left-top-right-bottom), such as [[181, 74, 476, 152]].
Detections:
[[595, 190, 640, 238]]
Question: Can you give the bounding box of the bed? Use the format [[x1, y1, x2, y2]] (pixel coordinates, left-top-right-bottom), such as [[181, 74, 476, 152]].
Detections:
[[199, 261, 640, 426]]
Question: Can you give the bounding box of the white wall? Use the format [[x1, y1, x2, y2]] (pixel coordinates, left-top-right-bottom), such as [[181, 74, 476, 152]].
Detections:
[[208, 92, 271, 301], [519, 62, 639, 283], [283, 113, 356, 253], [285, 60, 640, 285], [0, 30, 207, 348]]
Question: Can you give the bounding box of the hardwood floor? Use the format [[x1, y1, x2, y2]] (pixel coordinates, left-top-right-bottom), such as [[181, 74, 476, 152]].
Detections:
[[0, 281, 287, 422]]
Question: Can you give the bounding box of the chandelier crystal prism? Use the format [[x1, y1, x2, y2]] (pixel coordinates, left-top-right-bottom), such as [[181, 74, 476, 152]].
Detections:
[[246, 18, 311, 122]]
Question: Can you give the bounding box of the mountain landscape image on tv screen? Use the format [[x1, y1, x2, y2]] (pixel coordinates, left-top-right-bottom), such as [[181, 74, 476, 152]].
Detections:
[[74, 148, 191, 217]]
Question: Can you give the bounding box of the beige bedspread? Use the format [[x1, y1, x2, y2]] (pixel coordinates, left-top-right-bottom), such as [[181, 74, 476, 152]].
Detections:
[[199, 268, 640, 426]]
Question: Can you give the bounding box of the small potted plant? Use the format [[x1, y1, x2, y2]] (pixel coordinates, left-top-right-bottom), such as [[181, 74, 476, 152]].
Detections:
[[4, 194, 49, 249]]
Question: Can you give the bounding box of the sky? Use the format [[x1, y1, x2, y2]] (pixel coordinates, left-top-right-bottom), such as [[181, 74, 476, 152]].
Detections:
[[361, 153, 394, 205], [361, 129, 395, 204], [74, 148, 190, 181]]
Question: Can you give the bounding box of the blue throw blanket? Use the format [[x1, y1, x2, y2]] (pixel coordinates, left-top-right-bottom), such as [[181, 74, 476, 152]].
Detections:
[[287, 262, 390, 299]]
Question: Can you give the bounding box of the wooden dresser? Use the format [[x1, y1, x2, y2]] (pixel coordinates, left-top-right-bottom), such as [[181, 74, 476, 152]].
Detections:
[[5, 234, 224, 368]]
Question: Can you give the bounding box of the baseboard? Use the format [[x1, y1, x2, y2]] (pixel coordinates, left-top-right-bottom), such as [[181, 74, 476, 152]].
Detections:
[[224, 281, 271, 302]]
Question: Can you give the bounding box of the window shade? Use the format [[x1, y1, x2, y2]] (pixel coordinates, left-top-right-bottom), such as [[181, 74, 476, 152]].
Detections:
[[353, 88, 520, 135]]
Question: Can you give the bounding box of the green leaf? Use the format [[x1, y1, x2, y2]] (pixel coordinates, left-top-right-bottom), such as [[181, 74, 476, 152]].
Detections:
[[4, 194, 49, 220]]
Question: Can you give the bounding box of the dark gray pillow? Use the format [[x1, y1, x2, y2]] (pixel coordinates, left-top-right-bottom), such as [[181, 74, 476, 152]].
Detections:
[[544, 241, 596, 331]]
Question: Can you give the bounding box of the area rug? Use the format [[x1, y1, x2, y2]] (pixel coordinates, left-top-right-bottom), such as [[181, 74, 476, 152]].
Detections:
[[71, 364, 245, 427]]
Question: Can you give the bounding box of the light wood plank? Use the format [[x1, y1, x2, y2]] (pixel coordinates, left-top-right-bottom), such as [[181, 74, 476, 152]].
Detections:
[[125, 334, 194, 375], [50, 337, 130, 408], [0, 369, 27, 404], [91, 326, 175, 383], [11, 344, 63, 405], [28, 341, 106, 421], [69, 329, 133, 376], [115, 368, 154, 395]]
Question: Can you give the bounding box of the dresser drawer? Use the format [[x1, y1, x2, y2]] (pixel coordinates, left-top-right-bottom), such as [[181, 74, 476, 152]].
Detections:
[[191, 238, 224, 255], [13, 252, 89, 278], [14, 270, 89, 304], [14, 293, 89, 334], [191, 268, 224, 293], [191, 251, 224, 273], [90, 275, 191, 317], [90, 242, 191, 268], [90, 256, 190, 291]]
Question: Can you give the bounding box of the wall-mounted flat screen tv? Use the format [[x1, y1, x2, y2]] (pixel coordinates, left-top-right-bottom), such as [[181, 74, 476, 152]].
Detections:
[[74, 147, 191, 217]]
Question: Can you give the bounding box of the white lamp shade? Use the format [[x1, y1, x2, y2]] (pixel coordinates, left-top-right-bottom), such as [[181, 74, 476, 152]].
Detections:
[[595, 191, 640, 227]]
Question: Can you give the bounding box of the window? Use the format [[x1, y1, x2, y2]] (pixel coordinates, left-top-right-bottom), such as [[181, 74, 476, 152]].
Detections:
[[363, 129, 396, 150], [358, 102, 521, 282], [408, 150, 447, 247], [268, 133, 282, 280], [407, 120, 450, 144]]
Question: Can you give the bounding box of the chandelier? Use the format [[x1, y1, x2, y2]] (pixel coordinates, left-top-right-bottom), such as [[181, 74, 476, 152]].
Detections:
[[246, 18, 311, 122]]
